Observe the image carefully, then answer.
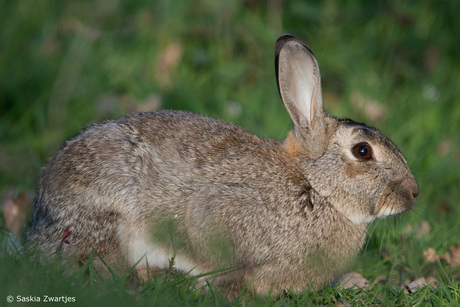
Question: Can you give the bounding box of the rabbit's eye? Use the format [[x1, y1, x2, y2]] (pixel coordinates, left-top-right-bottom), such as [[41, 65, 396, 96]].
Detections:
[[352, 143, 373, 160]]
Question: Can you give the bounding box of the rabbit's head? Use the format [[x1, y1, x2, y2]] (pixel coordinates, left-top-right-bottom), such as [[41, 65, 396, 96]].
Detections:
[[276, 35, 418, 225]]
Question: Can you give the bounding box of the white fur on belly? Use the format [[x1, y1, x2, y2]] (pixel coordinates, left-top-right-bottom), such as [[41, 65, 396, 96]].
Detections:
[[126, 235, 202, 275]]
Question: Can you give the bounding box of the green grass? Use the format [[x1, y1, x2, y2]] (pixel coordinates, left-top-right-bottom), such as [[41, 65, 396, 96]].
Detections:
[[1, 0, 459, 306], [1, 236, 459, 306]]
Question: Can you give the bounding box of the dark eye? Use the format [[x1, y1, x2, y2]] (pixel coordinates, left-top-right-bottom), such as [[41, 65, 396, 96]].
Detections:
[[352, 143, 373, 160]]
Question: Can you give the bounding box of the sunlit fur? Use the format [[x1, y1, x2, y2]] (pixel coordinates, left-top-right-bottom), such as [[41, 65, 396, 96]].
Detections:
[[28, 35, 418, 296]]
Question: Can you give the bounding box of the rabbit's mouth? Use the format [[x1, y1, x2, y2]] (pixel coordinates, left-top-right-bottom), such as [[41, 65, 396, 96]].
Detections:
[[376, 177, 419, 218]]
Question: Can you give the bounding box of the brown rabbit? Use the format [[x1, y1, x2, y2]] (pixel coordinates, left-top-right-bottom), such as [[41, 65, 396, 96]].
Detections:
[[28, 35, 418, 295]]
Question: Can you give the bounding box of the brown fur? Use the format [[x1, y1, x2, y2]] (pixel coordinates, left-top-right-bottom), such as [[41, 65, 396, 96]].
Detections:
[[28, 35, 418, 296], [344, 161, 370, 179], [283, 130, 301, 158]]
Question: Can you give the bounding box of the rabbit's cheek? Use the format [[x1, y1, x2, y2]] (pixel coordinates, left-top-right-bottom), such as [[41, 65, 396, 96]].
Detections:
[[343, 161, 370, 179]]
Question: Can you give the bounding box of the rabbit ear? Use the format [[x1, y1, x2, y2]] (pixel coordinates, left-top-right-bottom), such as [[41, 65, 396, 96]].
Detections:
[[275, 35, 325, 131]]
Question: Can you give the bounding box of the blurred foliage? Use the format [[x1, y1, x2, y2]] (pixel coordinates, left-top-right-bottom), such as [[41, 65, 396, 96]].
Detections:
[[1, 0, 459, 230], [0, 0, 459, 303]]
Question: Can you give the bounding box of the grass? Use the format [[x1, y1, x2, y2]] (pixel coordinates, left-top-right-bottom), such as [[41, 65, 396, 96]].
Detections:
[[1, 237, 458, 306], [1, 0, 459, 306]]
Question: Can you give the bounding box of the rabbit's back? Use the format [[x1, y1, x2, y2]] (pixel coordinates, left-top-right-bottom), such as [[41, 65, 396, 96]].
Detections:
[[28, 111, 304, 263]]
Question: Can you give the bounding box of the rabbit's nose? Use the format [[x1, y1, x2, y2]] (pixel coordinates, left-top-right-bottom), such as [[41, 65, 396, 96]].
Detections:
[[412, 189, 419, 199], [407, 176, 419, 201]]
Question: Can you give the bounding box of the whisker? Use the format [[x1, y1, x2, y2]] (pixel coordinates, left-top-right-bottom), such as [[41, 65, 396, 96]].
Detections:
[[379, 220, 387, 254], [410, 206, 423, 219], [364, 219, 380, 253]]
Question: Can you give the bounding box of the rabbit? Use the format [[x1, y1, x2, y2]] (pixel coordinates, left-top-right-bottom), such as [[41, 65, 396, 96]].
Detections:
[[28, 34, 419, 296]]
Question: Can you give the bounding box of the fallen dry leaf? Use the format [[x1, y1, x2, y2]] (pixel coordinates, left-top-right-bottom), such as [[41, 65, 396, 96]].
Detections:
[[420, 221, 431, 235], [322, 91, 342, 111], [350, 92, 388, 123], [423, 245, 460, 268], [335, 301, 351, 307], [436, 138, 453, 157], [371, 275, 388, 287], [338, 272, 369, 290], [449, 245, 460, 268], [403, 277, 438, 294], [121, 93, 163, 114], [379, 248, 398, 264], [423, 247, 439, 263], [379, 248, 391, 260], [402, 220, 431, 240], [132, 94, 163, 113], [1, 192, 33, 236], [436, 201, 453, 214], [155, 41, 184, 88]]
